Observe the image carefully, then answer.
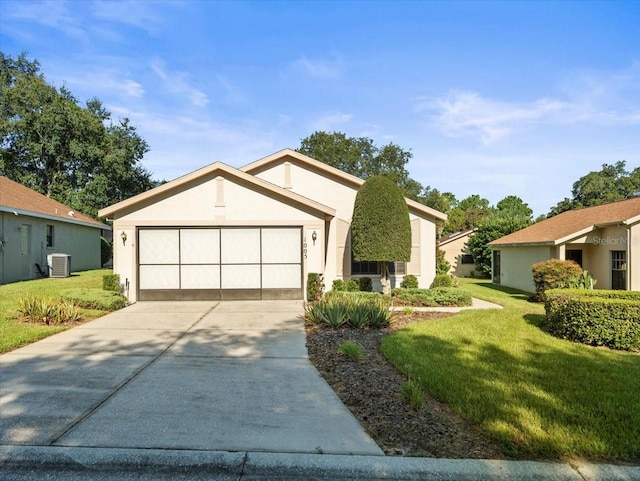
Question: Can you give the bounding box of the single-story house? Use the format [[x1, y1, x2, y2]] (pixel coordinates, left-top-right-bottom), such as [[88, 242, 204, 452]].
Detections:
[[488, 197, 640, 292], [438, 229, 477, 277], [0, 176, 108, 284], [98, 149, 447, 302]]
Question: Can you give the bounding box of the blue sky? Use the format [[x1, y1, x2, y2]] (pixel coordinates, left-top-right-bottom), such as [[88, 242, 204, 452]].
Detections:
[[1, 0, 639, 216]]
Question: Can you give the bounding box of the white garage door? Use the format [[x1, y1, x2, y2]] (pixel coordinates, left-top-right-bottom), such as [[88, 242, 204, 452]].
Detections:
[[138, 227, 302, 300]]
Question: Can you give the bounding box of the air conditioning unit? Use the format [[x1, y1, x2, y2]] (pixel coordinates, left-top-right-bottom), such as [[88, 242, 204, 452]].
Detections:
[[48, 253, 71, 278]]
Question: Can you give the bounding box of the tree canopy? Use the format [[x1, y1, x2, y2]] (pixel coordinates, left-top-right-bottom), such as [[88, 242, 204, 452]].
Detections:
[[548, 161, 640, 217], [351, 175, 411, 293], [0, 52, 158, 219]]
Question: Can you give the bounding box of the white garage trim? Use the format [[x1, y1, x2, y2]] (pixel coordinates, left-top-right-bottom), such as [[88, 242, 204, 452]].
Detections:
[[137, 226, 303, 301]]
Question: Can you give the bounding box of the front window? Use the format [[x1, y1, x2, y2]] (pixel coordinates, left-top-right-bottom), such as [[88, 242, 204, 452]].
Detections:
[[611, 251, 626, 290], [46, 225, 54, 248], [566, 249, 583, 267], [351, 259, 406, 276]]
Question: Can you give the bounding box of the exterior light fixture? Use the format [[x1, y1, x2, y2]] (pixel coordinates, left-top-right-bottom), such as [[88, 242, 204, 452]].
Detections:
[[311, 231, 317, 245], [121, 231, 127, 246]]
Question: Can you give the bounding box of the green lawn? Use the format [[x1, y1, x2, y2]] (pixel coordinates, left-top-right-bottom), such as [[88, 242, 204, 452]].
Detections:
[[381, 278, 640, 462], [0, 269, 112, 353]]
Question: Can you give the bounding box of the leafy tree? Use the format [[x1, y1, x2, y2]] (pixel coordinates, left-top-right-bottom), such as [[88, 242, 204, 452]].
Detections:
[[548, 161, 640, 216], [436, 248, 451, 275], [298, 131, 422, 200], [420, 186, 457, 214], [0, 52, 158, 219], [443, 194, 490, 234], [351, 175, 411, 294], [495, 195, 533, 221], [467, 215, 531, 278]]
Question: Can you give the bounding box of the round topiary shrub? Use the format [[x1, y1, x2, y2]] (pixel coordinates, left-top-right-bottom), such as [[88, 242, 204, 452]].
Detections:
[[358, 277, 373, 292], [332, 279, 346, 291], [430, 274, 453, 288], [531, 259, 583, 301], [346, 278, 360, 292], [400, 274, 419, 289]]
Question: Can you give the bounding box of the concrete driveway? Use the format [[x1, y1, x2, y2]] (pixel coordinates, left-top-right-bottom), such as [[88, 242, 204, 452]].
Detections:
[[0, 301, 382, 456]]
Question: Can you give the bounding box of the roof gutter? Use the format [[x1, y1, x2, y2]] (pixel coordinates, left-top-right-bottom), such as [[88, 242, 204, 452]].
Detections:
[[0, 206, 109, 230]]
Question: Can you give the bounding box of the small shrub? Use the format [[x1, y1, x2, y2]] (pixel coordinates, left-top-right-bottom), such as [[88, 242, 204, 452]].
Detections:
[[400, 274, 419, 289], [103, 274, 121, 292], [303, 294, 392, 329], [332, 279, 346, 291], [345, 278, 360, 292], [322, 301, 349, 328], [17, 295, 81, 325], [303, 302, 325, 325], [347, 303, 370, 329], [400, 377, 424, 410], [531, 259, 583, 301], [394, 288, 472, 307], [430, 274, 453, 288], [368, 303, 393, 328], [402, 306, 414, 315], [358, 276, 373, 292], [436, 248, 451, 275], [307, 273, 324, 301], [568, 270, 597, 290], [339, 340, 365, 361], [60, 289, 127, 311]]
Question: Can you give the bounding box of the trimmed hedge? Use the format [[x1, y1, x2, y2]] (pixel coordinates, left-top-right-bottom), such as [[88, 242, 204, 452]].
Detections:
[[430, 274, 453, 288], [545, 289, 640, 351], [324, 290, 392, 308], [394, 287, 472, 307], [103, 274, 121, 292], [400, 274, 419, 289], [307, 273, 324, 301], [61, 288, 127, 311]]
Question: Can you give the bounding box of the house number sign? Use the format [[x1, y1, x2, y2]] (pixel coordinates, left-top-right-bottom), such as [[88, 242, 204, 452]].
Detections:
[[303, 239, 308, 259]]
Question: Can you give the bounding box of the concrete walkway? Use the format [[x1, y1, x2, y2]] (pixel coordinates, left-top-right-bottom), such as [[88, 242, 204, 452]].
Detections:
[[1, 300, 637, 480], [0, 301, 381, 455], [391, 297, 503, 313]]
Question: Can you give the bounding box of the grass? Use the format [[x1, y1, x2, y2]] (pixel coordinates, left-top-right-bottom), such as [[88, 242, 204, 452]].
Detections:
[[0, 269, 113, 353], [381, 278, 640, 462], [338, 340, 365, 361]]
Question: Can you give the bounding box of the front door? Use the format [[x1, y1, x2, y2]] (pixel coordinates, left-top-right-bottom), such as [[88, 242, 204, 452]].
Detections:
[[611, 251, 626, 290], [492, 250, 501, 284]]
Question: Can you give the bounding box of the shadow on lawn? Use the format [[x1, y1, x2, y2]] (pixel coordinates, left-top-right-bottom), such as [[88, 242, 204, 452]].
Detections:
[[382, 330, 640, 461], [468, 281, 532, 302]]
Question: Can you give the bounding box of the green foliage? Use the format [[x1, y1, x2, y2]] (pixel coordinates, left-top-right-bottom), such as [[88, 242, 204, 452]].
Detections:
[[60, 288, 127, 311], [443, 194, 490, 235], [358, 276, 373, 292], [548, 161, 640, 216], [495, 195, 533, 221], [435, 248, 451, 275], [394, 287, 472, 307], [17, 295, 81, 325], [102, 274, 120, 292], [568, 270, 597, 290], [400, 274, 419, 289], [531, 259, 584, 301], [339, 340, 365, 361], [306, 273, 324, 301], [303, 294, 393, 329], [100, 237, 112, 266], [332, 279, 346, 292], [545, 289, 640, 351], [345, 278, 360, 292], [400, 377, 424, 411], [0, 52, 158, 219], [469, 215, 531, 277], [351, 175, 411, 264], [430, 274, 453, 288]]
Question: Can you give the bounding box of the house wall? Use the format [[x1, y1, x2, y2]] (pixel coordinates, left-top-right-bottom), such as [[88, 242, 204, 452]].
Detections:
[[112, 174, 326, 302], [585, 225, 631, 290], [630, 222, 639, 291], [253, 160, 438, 289], [0, 212, 102, 284], [440, 235, 477, 277], [493, 245, 553, 293]]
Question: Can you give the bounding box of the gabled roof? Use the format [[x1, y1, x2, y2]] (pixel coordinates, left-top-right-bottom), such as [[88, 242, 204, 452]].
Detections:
[[0, 176, 107, 229], [98, 161, 336, 219], [438, 229, 475, 246], [241, 149, 448, 222], [489, 197, 640, 247]]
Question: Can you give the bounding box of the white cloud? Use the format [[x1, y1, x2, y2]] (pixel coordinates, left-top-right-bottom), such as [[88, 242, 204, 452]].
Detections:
[[48, 69, 144, 99], [150, 60, 209, 107], [6, 0, 86, 39], [293, 55, 343, 80], [310, 112, 353, 131], [91, 0, 172, 34]]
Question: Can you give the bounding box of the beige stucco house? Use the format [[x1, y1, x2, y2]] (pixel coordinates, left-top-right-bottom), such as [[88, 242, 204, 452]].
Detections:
[[438, 229, 477, 277], [0, 176, 107, 284], [488, 197, 640, 292], [99, 149, 447, 302]]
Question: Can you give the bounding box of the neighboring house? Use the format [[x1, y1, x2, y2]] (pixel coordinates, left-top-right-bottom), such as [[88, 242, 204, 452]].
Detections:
[[438, 229, 477, 277], [99, 149, 447, 302], [488, 197, 640, 292], [0, 176, 108, 284]]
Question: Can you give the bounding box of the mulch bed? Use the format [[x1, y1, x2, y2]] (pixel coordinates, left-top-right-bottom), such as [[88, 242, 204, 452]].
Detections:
[[305, 312, 507, 458]]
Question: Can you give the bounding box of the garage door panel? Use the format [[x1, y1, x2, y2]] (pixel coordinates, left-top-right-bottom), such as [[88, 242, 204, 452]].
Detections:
[[221, 264, 261, 289], [139, 230, 179, 264], [181, 265, 220, 289], [139, 265, 179, 289], [181, 229, 220, 264], [221, 229, 260, 264], [262, 264, 301, 288], [262, 228, 301, 263]]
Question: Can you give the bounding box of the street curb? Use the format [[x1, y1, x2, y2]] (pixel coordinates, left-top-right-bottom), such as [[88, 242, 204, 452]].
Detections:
[[2, 446, 638, 480]]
